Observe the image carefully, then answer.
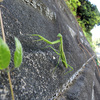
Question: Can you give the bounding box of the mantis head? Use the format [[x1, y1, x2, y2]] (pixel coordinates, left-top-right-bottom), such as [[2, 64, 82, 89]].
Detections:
[[57, 33, 62, 38]]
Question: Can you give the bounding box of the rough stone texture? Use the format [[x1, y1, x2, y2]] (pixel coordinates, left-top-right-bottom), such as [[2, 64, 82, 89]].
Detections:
[[0, 0, 100, 100]]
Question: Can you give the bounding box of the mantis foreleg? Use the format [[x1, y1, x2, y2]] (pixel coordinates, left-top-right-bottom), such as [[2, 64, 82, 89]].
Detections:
[[31, 34, 60, 45], [34, 39, 43, 42], [46, 45, 60, 55]]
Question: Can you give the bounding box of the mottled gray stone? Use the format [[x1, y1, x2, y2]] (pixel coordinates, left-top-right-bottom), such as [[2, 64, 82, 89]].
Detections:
[[0, 0, 99, 100]]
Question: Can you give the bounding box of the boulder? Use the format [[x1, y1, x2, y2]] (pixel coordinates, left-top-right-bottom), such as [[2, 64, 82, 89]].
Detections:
[[0, 0, 100, 100]]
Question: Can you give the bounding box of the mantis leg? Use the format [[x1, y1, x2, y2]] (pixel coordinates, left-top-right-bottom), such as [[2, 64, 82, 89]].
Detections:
[[33, 39, 43, 42], [61, 59, 73, 74], [44, 45, 61, 73], [53, 56, 61, 73], [46, 45, 60, 55], [44, 45, 62, 73], [31, 34, 60, 45], [64, 63, 73, 75]]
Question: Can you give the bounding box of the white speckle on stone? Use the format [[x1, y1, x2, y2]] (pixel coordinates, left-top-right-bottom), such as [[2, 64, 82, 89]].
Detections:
[[36, 68, 40, 74], [4, 21, 7, 25], [52, 73, 57, 80], [40, 92, 42, 95], [21, 79, 26, 89], [34, 90, 36, 93], [42, 76, 44, 79], [80, 38, 84, 43], [1, 94, 6, 100], [35, 53, 38, 56], [24, 0, 30, 3], [54, 12, 56, 19], [45, 7, 54, 20], [59, 4, 62, 9], [67, 25, 76, 38], [8, 25, 10, 28], [25, 0, 56, 20], [0, 89, 3, 92], [80, 36, 90, 47], [44, 89, 46, 91], [59, 3, 64, 11], [84, 41, 90, 47], [91, 81, 95, 100], [53, 56, 56, 59], [79, 31, 90, 47], [38, 86, 41, 90], [30, 0, 37, 9], [36, 96, 39, 99], [20, 31, 23, 35], [6, 31, 9, 35], [79, 31, 83, 37], [0, 86, 9, 100], [39, 75, 41, 78], [37, 3, 43, 13], [53, 4, 57, 10]]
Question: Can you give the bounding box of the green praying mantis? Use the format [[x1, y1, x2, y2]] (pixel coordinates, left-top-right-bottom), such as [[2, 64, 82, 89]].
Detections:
[[31, 33, 73, 74]]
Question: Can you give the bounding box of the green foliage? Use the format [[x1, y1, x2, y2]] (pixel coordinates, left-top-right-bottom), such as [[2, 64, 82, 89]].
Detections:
[[65, 0, 100, 50], [14, 37, 23, 68], [0, 37, 11, 70], [65, 0, 81, 16], [0, 37, 23, 70], [65, 0, 100, 33], [77, 0, 100, 32]]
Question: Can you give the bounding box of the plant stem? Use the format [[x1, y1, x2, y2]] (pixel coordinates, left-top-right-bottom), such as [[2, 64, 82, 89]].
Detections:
[[0, 9, 15, 100], [7, 72, 15, 100]]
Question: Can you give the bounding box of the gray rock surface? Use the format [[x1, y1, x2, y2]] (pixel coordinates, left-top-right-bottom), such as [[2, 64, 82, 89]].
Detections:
[[0, 0, 100, 100]]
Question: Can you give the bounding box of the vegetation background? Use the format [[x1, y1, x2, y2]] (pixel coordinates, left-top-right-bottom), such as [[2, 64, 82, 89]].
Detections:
[[65, 0, 100, 50]]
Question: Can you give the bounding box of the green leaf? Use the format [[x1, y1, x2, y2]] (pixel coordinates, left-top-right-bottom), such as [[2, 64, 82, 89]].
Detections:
[[14, 37, 23, 68], [0, 37, 11, 70]]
